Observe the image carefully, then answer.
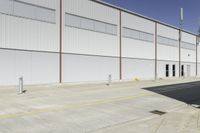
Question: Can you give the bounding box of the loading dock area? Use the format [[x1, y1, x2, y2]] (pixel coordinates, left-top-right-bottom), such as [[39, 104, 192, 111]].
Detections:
[[1, 78, 200, 133]]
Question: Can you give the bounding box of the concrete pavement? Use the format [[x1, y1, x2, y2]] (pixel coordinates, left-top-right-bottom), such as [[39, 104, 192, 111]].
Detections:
[[0, 78, 200, 133]]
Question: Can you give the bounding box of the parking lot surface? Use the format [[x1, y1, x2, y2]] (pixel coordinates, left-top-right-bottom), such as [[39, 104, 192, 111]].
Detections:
[[0, 78, 200, 133]]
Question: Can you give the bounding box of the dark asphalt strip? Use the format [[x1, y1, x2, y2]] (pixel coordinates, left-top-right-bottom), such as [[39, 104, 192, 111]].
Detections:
[[144, 81, 200, 105]]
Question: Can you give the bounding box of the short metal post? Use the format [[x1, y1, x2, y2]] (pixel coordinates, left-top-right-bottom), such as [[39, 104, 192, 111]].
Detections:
[[18, 77, 23, 94], [107, 74, 112, 86]]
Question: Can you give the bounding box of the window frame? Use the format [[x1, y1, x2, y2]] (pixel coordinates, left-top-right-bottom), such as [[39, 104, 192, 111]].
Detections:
[[158, 36, 179, 47], [65, 13, 118, 36], [123, 27, 154, 43], [0, 0, 56, 24]]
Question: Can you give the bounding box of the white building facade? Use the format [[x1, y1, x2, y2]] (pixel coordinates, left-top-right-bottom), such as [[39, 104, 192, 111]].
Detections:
[[0, 0, 199, 85]]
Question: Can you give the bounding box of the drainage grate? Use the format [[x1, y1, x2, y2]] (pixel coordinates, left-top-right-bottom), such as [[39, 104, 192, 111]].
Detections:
[[150, 110, 166, 115]]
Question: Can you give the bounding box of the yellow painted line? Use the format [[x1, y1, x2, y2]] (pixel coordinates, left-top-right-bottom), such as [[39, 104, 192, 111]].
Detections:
[[0, 92, 152, 119]]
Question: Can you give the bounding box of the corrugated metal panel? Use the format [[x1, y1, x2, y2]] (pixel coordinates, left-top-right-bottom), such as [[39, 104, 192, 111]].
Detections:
[[158, 36, 179, 47], [157, 44, 179, 61], [181, 62, 196, 77], [181, 42, 196, 50], [157, 61, 179, 78], [157, 24, 179, 40], [123, 27, 154, 42], [198, 63, 200, 76], [181, 49, 196, 63], [157, 23, 179, 62], [122, 58, 155, 80], [0, 49, 59, 85], [122, 38, 155, 59], [64, 27, 119, 56], [122, 12, 155, 34], [0, 0, 59, 52], [16, 0, 56, 9], [0, 0, 14, 14], [63, 0, 119, 57], [121, 11, 155, 60], [180, 32, 196, 63], [65, 0, 119, 25], [92, 0, 197, 36], [198, 46, 200, 62], [62, 54, 119, 82], [181, 32, 196, 44]]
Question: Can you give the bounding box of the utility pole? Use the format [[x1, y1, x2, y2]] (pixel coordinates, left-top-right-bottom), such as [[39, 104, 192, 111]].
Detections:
[[180, 8, 184, 30], [179, 8, 184, 77], [198, 18, 200, 36]]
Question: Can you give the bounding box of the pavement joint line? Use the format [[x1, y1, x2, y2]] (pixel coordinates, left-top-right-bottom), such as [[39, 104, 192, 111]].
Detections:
[[88, 114, 159, 133], [153, 118, 165, 133], [197, 110, 200, 129], [0, 92, 152, 120], [166, 104, 187, 112]]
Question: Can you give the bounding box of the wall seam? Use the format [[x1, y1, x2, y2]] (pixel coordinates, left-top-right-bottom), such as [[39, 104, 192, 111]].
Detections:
[[59, 0, 62, 83], [196, 36, 198, 76], [119, 10, 122, 80], [179, 29, 181, 77], [155, 22, 157, 80]]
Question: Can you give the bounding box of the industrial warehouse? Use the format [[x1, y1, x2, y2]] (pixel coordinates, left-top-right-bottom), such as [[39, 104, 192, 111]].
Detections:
[[0, 0, 199, 86]]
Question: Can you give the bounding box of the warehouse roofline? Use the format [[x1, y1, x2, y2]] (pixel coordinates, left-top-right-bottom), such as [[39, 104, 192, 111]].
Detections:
[[91, 0, 198, 36]]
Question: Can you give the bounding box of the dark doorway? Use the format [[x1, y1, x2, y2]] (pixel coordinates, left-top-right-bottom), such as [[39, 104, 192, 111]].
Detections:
[[181, 65, 184, 76], [172, 65, 176, 77], [166, 64, 169, 77]]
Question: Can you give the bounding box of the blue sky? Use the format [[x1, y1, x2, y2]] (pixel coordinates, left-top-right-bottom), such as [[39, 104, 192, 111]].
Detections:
[[103, 0, 200, 34]]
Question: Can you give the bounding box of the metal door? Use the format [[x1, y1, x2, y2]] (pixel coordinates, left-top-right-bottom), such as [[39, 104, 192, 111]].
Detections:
[[187, 65, 191, 77]]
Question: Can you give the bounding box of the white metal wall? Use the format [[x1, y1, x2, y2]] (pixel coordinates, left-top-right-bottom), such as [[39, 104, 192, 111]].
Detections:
[[122, 12, 155, 34], [157, 24, 180, 78], [63, 0, 119, 56], [0, 49, 59, 86], [0, 0, 199, 86], [182, 32, 196, 44], [65, 0, 119, 25], [122, 12, 155, 59], [18, 0, 56, 9], [198, 44, 200, 76], [122, 58, 155, 80], [180, 32, 196, 77], [62, 0, 120, 83], [181, 32, 196, 63], [0, 0, 59, 52], [157, 61, 179, 78], [198, 63, 200, 76], [181, 62, 196, 77], [157, 24, 179, 61], [64, 27, 119, 57], [63, 54, 119, 82], [0, 0, 60, 85], [121, 12, 155, 80]]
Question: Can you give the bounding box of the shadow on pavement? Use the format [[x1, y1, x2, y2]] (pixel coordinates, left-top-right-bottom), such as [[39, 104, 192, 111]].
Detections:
[[143, 81, 200, 105]]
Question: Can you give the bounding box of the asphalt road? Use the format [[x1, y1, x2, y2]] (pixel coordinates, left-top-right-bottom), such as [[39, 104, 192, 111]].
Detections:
[[144, 81, 200, 105]]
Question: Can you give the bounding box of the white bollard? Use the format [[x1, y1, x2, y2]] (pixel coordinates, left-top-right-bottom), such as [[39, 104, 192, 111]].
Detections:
[[107, 74, 112, 86], [18, 77, 23, 94]]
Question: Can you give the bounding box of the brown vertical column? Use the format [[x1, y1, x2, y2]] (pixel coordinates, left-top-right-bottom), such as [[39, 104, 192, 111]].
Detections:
[[179, 29, 181, 77], [155, 22, 157, 80], [119, 10, 122, 80], [196, 36, 198, 76], [59, 0, 63, 83]]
